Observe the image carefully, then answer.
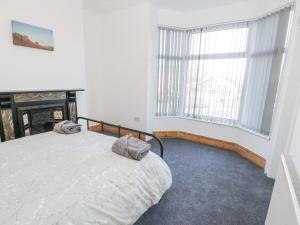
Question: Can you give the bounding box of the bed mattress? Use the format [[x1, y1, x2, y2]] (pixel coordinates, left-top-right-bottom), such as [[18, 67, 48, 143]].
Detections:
[[0, 131, 172, 225]]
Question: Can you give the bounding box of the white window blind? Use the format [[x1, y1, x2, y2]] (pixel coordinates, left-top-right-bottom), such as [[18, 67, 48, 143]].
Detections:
[[240, 7, 293, 135], [184, 24, 248, 124], [157, 28, 187, 116], [156, 6, 294, 136]]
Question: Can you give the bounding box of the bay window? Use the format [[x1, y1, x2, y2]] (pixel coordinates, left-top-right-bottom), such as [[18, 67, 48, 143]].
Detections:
[[156, 6, 294, 136]]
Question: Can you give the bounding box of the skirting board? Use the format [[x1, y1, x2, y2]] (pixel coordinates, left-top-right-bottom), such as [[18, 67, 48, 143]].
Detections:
[[153, 131, 266, 168], [89, 125, 146, 141]]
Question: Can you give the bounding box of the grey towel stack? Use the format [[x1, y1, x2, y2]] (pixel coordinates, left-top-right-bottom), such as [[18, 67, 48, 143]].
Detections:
[[53, 120, 82, 134], [112, 135, 151, 160]]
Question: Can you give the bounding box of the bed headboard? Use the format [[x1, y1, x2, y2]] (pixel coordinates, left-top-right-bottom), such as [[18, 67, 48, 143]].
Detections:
[[0, 89, 84, 142]]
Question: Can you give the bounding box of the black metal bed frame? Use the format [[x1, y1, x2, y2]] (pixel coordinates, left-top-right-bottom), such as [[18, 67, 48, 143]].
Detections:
[[76, 116, 164, 158]]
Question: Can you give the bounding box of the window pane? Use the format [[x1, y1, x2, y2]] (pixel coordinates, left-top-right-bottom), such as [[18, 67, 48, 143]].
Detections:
[[190, 28, 248, 55], [185, 58, 246, 121]]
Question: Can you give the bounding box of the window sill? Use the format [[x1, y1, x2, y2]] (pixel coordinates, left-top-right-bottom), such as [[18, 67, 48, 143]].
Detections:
[[154, 116, 271, 141]]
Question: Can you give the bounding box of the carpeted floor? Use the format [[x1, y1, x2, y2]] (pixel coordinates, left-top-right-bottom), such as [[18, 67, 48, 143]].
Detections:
[[135, 138, 274, 225]]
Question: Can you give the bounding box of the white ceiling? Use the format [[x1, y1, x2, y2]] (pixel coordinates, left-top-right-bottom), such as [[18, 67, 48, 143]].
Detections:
[[83, 0, 144, 13], [83, 0, 249, 13]]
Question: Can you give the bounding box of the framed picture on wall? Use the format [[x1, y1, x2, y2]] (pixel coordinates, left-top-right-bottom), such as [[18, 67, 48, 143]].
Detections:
[[11, 20, 54, 51]]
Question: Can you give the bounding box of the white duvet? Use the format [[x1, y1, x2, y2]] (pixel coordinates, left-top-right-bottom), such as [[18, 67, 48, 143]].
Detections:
[[0, 131, 172, 225]]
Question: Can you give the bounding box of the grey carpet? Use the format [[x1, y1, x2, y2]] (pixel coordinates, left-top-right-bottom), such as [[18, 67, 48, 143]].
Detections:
[[135, 138, 274, 225]]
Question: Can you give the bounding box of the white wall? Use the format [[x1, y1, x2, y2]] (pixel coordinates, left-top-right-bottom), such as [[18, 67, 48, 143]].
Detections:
[[83, 9, 103, 119], [286, 90, 300, 175], [289, 111, 300, 175], [0, 0, 88, 115], [154, 118, 270, 158], [146, 6, 159, 133], [84, 3, 156, 131], [265, 156, 300, 225], [265, 52, 300, 224], [158, 1, 256, 27]]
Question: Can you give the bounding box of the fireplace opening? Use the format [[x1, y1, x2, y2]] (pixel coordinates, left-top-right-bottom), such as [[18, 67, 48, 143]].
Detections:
[[31, 108, 55, 135], [18, 105, 65, 136], [44, 122, 54, 132]]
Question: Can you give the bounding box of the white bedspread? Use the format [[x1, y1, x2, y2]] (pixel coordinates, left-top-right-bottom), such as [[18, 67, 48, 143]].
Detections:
[[0, 131, 172, 225]]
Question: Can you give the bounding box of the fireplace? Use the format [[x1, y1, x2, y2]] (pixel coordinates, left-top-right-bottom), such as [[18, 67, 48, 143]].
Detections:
[[0, 89, 83, 142], [18, 104, 66, 136]]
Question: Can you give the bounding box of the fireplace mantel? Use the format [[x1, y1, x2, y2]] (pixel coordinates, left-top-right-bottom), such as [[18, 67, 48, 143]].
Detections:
[[0, 89, 84, 142], [0, 89, 84, 94]]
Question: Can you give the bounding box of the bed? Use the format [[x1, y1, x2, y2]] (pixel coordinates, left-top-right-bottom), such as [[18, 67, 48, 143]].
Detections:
[[0, 120, 172, 225]]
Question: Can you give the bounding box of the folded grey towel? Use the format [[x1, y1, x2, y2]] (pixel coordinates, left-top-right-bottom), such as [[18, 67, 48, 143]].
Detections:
[[54, 120, 82, 134], [112, 135, 151, 160]]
